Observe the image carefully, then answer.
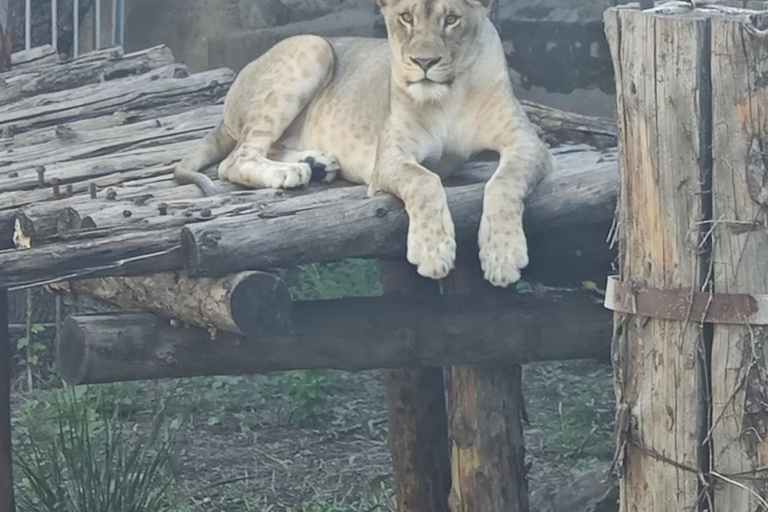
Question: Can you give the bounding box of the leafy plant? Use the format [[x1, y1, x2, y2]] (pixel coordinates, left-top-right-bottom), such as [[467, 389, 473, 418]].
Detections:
[[16, 322, 48, 391], [275, 370, 335, 427], [15, 388, 180, 512]]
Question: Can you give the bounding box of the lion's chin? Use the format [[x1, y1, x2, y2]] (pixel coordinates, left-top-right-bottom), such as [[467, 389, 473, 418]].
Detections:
[[406, 80, 451, 104]]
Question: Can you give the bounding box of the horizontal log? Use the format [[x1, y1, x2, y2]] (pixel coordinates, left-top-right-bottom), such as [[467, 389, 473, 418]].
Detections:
[[0, 45, 176, 106], [55, 271, 292, 336], [0, 146, 617, 288], [182, 147, 618, 276], [0, 66, 233, 134], [0, 105, 222, 178], [520, 100, 617, 149], [7, 45, 58, 69], [57, 287, 611, 384]]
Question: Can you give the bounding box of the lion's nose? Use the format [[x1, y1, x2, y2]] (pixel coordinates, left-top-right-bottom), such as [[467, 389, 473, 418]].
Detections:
[[411, 57, 442, 71]]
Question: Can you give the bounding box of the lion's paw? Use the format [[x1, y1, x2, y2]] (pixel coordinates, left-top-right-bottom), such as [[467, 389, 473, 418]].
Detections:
[[407, 207, 456, 280], [263, 162, 312, 189], [299, 151, 341, 184], [478, 212, 529, 287]]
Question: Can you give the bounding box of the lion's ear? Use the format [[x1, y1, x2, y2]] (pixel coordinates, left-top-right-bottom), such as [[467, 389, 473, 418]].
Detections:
[[377, 0, 387, 8]]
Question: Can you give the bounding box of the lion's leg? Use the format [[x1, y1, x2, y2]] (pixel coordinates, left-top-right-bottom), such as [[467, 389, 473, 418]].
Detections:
[[370, 132, 456, 280], [269, 148, 340, 184], [477, 104, 554, 287], [218, 36, 335, 190]]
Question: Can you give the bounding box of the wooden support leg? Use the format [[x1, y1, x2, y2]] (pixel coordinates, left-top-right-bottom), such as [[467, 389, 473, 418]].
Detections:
[[386, 368, 451, 512], [0, 288, 15, 512], [447, 364, 527, 512], [381, 261, 451, 512], [442, 265, 529, 512]]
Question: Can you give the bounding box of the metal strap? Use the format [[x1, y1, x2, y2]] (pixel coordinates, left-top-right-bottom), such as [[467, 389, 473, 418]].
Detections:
[[604, 276, 768, 326]]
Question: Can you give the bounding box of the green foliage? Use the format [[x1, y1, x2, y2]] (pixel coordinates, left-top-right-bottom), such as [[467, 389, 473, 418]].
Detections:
[[528, 362, 614, 461], [14, 388, 180, 512], [282, 259, 382, 300], [274, 370, 335, 427], [16, 323, 53, 390]]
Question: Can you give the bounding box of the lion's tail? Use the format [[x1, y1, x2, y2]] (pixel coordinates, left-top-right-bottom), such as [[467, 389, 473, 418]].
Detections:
[[174, 122, 236, 196]]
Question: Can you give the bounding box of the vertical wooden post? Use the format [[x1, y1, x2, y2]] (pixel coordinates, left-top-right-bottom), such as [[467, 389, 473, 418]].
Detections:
[[381, 262, 451, 512], [0, 0, 10, 72], [441, 266, 528, 512], [709, 14, 768, 511], [0, 288, 14, 512], [604, 7, 710, 511], [606, 5, 768, 512]]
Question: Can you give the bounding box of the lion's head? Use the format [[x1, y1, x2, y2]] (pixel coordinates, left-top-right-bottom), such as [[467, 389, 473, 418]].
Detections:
[[377, 0, 494, 103]]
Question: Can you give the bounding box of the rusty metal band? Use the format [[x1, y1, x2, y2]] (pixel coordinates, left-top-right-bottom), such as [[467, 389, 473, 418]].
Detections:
[[604, 276, 768, 326]]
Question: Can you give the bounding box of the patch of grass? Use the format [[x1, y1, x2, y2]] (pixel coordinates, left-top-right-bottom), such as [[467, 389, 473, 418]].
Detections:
[[282, 259, 382, 300], [274, 370, 336, 427], [14, 387, 181, 512], [526, 361, 615, 462]]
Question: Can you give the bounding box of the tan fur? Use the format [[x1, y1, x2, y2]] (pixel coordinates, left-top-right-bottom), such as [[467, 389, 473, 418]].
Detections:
[[175, 0, 554, 287]]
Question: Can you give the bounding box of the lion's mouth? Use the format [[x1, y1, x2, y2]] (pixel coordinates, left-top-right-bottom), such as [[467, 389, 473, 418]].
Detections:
[[408, 78, 453, 86]]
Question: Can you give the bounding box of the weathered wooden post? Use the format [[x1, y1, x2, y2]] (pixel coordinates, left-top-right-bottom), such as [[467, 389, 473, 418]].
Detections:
[[381, 261, 451, 512], [0, 0, 9, 71], [442, 266, 528, 512], [0, 289, 14, 512], [604, 3, 768, 511]]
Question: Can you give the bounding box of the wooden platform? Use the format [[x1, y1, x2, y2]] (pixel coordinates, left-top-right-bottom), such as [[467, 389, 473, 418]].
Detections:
[[0, 43, 619, 292]]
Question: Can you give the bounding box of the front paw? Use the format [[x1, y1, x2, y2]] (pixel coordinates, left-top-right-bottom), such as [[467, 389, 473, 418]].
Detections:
[[478, 212, 529, 287], [407, 208, 456, 280]]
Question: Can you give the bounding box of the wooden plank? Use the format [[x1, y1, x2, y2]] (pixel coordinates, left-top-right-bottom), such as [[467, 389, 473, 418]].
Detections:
[[0, 288, 13, 512], [604, 7, 709, 511], [710, 14, 768, 511], [0, 0, 9, 73], [57, 286, 611, 384]]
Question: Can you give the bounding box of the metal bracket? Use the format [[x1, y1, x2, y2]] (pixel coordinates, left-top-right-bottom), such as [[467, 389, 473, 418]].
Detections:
[[604, 276, 768, 325]]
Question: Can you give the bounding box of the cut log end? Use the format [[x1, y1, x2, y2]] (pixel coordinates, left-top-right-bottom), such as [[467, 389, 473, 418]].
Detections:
[[230, 271, 293, 336], [180, 226, 202, 275]]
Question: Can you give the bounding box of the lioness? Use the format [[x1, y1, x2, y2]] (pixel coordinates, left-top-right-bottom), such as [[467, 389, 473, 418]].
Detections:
[[175, 0, 554, 287]]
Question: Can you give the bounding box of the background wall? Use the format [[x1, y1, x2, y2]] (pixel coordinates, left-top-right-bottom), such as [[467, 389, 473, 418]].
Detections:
[[77, 0, 628, 117]]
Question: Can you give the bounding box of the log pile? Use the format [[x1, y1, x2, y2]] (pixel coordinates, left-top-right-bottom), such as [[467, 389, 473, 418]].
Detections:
[[0, 42, 620, 367]]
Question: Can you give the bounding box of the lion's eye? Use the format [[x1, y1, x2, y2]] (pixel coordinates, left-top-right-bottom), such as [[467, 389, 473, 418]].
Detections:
[[399, 12, 414, 25], [445, 14, 459, 26]]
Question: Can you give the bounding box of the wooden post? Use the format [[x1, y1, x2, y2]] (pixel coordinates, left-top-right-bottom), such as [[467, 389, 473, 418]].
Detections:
[[0, 288, 14, 512], [381, 261, 451, 512], [709, 13, 768, 511], [0, 0, 10, 72], [605, 5, 768, 512], [442, 266, 528, 512]]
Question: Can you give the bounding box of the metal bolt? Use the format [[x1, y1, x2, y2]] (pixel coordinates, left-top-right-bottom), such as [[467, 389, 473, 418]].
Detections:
[[122, 210, 132, 218], [36, 166, 46, 187], [51, 178, 61, 199], [158, 203, 168, 216], [65, 184, 73, 197], [200, 208, 212, 218], [106, 188, 117, 201], [89, 182, 97, 199]]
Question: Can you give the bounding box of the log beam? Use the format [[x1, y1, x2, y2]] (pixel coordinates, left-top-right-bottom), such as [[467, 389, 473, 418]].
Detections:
[[57, 286, 610, 385], [54, 271, 293, 337]]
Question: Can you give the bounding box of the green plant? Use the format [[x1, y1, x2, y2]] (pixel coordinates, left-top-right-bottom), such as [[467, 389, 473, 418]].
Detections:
[[16, 322, 48, 391], [15, 388, 180, 512], [276, 370, 335, 427]]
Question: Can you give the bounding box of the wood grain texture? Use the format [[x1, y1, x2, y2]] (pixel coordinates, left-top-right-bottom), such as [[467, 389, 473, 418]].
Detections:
[[57, 287, 610, 385], [605, 8, 709, 511], [382, 261, 450, 512], [53, 271, 293, 336], [710, 15, 768, 511]]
